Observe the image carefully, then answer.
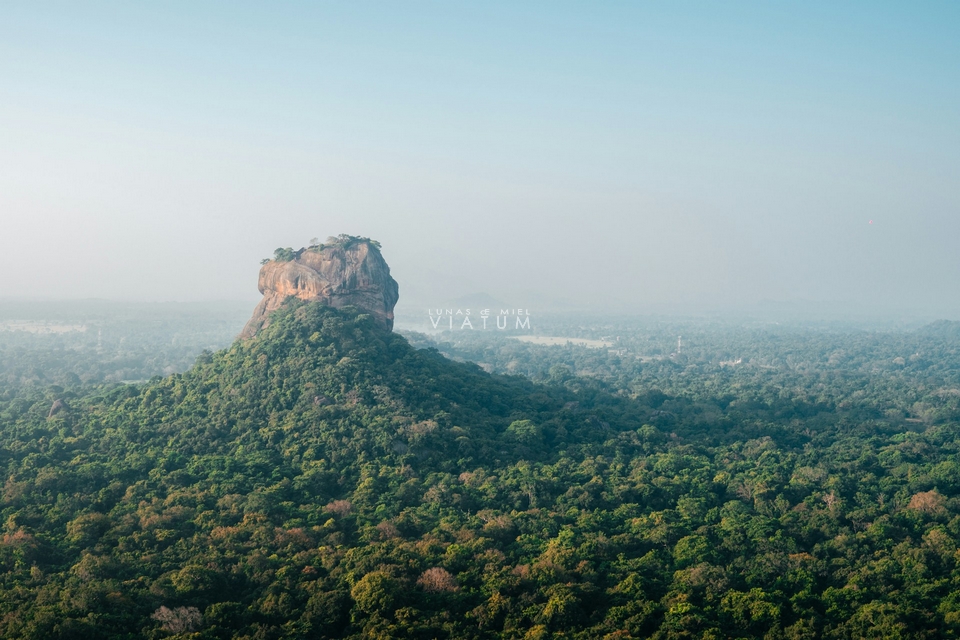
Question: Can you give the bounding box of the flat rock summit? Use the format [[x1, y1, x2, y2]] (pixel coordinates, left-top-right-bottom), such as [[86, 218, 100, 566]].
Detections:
[[240, 235, 399, 338]]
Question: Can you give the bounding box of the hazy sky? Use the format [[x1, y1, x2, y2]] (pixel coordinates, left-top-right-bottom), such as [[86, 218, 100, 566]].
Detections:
[[2, 2, 958, 316]]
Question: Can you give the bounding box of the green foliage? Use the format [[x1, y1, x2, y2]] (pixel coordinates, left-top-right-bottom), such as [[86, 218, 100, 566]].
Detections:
[[263, 236, 383, 264], [272, 246, 297, 262], [351, 571, 401, 616], [0, 303, 959, 638], [308, 235, 383, 252], [506, 419, 541, 444]]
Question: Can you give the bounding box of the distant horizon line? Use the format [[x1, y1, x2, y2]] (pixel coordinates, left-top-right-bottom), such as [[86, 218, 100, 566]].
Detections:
[[0, 295, 957, 324]]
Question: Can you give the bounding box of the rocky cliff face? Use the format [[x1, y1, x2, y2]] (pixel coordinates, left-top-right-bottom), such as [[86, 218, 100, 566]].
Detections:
[[240, 237, 399, 339]]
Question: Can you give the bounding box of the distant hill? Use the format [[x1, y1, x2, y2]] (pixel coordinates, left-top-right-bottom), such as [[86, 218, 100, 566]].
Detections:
[[0, 302, 658, 639]]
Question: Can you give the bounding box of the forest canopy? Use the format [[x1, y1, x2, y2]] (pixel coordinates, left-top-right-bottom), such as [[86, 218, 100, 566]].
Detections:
[[1, 302, 960, 638]]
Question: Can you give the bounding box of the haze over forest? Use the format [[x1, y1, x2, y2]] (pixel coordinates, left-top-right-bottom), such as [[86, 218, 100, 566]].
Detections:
[[2, 3, 958, 319], [6, 6, 960, 638]]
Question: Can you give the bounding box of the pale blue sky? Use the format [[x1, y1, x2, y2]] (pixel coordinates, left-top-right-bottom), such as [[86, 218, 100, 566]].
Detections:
[[1, 2, 958, 316]]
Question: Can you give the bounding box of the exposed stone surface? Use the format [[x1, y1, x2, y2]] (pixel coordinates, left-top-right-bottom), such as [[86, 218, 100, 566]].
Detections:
[[48, 399, 67, 419], [240, 237, 399, 339]]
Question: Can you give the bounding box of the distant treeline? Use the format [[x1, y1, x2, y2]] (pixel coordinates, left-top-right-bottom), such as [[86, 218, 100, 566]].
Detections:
[[0, 300, 250, 386]]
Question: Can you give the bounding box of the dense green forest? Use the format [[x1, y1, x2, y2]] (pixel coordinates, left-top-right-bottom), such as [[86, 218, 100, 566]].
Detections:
[[3, 302, 960, 638]]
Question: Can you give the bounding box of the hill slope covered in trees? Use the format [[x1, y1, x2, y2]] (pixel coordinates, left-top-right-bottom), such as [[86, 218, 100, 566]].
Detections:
[[3, 303, 960, 638]]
